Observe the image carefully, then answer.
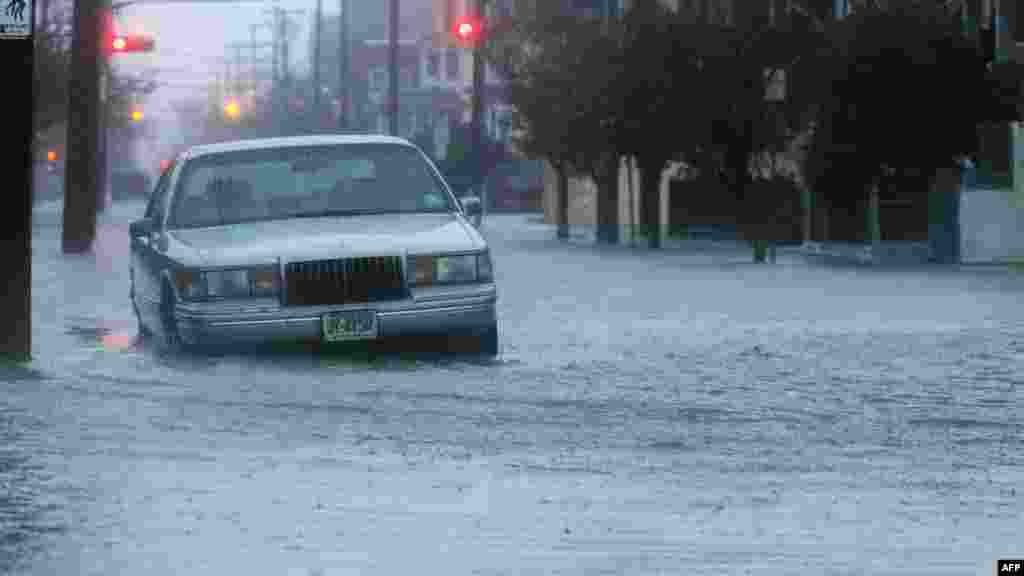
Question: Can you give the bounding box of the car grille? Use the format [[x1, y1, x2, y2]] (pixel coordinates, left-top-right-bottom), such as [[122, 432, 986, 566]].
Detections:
[[283, 256, 406, 306]]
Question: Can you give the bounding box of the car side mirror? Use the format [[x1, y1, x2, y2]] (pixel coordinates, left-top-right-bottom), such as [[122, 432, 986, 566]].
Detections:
[[130, 217, 153, 238], [461, 196, 482, 227]]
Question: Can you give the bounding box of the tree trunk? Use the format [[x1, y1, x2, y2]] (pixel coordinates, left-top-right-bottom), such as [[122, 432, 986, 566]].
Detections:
[[556, 162, 569, 240], [595, 155, 619, 244], [637, 156, 666, 249], [726, 165, 761, 262], [868, 178, 881, 249], [627, 157, 637, 246]]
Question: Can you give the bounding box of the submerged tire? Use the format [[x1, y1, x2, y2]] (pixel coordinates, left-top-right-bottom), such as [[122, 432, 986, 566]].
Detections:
[[448, 323, 499, 357], [160, 283, 191, 353], [131, 275, 152, 340]]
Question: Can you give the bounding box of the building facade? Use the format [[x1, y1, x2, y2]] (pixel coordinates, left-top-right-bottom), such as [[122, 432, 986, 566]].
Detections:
[[538, 0, 1024, 263]]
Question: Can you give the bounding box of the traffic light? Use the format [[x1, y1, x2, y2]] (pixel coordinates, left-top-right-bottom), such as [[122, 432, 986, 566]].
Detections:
[[110, 34, 155, 54], [452, 15, 485, 47], [130, 107, 144, 122], [46, 150, 57, 162]]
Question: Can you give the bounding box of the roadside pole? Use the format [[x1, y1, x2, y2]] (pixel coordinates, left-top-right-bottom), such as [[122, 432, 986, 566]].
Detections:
[[97, 57, 110, 212], [388, 0, 398, 135], [311, 0, 321, 121], [63, 0, 104, 254], [1, 0, 35, 359], [338, 0, 350, 130]]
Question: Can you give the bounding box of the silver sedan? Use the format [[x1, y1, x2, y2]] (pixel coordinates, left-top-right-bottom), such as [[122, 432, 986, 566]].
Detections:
[[129, 134, 498, 355]]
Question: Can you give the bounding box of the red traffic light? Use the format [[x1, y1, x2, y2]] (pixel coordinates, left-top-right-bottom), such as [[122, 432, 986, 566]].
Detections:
[[110, 34, 155, 53], [452, 15, 485, 45]]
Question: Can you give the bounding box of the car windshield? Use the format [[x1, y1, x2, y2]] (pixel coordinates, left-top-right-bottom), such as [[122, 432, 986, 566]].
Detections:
[[168, 143, 455, 228]]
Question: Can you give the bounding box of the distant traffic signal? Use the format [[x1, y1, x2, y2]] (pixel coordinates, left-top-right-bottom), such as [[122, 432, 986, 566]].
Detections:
[[452, 15, 485, 47], [46, 150, 57, 162], [130, 107, 144, 122], [223, 98, 241, 120], [110, 34, 155, 54]]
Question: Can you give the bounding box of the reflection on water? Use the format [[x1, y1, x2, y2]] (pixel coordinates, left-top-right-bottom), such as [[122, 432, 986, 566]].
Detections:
[[62, 314, 509, 372], [64, 316, 138, 353]]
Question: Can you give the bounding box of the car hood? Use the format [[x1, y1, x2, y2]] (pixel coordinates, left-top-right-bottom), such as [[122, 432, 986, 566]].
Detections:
[[166, 212, 484, 267]]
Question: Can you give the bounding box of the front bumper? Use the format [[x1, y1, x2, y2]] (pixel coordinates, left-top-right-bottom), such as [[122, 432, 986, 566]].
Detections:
[[173, 284, 497, 346]]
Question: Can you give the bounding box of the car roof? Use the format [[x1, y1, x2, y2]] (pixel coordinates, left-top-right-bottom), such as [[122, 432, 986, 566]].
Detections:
[[182, 134, 416, 160]]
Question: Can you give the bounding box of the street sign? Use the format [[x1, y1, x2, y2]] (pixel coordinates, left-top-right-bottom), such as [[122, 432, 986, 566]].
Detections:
[[0, 0, 32, 38]]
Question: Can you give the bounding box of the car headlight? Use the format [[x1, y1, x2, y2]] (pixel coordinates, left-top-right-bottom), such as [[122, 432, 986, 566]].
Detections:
[[174, 265, 279, 301], [409, 251, 493, 287]]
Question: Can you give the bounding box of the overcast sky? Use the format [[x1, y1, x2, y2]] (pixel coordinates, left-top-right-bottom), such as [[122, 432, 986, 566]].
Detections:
[[113, 1, 315, 113], [110, 0, 433, 147]]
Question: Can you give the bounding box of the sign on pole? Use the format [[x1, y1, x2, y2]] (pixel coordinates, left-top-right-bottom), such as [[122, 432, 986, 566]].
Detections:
[[0, 0, 32, 38]]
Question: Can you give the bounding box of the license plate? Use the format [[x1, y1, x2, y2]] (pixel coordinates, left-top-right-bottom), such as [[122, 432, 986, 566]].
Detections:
[[321, 310, 378, 342]]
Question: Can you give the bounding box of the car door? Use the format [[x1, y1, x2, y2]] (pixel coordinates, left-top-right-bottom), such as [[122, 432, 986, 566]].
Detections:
[[132, 162, 174, 324]]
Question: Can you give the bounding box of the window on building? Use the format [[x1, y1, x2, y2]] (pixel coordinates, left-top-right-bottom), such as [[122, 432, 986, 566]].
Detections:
[[446, 49, 460, 81], [369, 67, 387, 93], [428, 50, 440, 79], [401, 68, 415, 90]]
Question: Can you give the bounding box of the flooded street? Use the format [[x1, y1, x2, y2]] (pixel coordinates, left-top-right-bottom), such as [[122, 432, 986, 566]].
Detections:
[[3, 200, 1023, 575]]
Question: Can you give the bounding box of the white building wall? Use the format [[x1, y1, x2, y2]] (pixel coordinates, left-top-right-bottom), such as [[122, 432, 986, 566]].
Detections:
[[959, 122, 1024, 264], [960, 187, 1024, 263]]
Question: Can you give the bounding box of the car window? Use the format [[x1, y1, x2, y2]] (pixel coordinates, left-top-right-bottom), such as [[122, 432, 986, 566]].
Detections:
[[168, 143, 456, 229], [144, 162, 174, 224]]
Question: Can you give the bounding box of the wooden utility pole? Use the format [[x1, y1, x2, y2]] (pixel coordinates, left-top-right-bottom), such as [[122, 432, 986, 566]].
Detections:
[[312, 0, 322, 118], [97, 59, 109, 213], [389, 0, 399, 135], [2, 0, 35, 359], [63, 0, 106, 254], [280, 10, 290, 84], [250, 22, 273, 91], [261, 5, 303, 134], [471, 0, 486, 214], [338, 0, 351, 129]]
